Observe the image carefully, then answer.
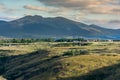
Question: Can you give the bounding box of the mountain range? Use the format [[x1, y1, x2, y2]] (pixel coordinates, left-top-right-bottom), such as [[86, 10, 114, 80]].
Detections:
[[0, 15, 120, 39]]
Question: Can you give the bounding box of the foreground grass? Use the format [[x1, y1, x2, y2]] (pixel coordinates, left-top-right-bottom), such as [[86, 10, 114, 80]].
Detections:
[[0, 42, 51, 55], [1, 52, 120, 80], [0, 42, 120, 56], [0, 42, 120, 80]]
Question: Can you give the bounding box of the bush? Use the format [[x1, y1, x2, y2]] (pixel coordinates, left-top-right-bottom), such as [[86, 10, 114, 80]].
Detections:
[[62, 50, 74, 56], [63, 49, 89, 57], [79, 50, 89, 55]]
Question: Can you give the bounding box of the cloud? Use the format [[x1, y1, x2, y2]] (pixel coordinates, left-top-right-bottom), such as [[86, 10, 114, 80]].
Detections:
[[86, 5, 120, 14], [82, 18, 108, 25], [109, 20, 120, 24], [82, 19, 120, 29], [108, 20, 120, 29], [0, 3, 18, 14], [0, 16, 21, 21], [23, 4, 72, 17], [112, 8, 120, 14], [38, 0, 120, 8], [82, 18, 120, 25], [0, 4, 6, 10], [38, 0, 120, 15], [38, 0, 101, 8], [23, 4, 50, 11]]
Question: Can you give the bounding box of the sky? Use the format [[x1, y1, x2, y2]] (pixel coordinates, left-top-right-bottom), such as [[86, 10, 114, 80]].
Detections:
[[0, 0, 120, 29]]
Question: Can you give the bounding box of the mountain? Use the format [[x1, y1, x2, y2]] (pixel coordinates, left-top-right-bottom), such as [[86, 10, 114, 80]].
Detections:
[[0, 15, 119, 39]]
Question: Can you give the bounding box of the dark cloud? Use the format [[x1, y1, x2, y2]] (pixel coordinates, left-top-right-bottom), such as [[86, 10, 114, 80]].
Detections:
[[109, 20, 120, 24], [113, 9, 120, 12]]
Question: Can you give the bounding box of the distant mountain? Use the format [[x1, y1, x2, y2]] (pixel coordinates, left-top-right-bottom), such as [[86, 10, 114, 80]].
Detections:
[[0, 15, 119, 39]]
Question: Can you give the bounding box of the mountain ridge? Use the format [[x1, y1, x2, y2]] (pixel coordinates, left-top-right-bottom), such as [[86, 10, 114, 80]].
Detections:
[[0, 15, 119, 39]]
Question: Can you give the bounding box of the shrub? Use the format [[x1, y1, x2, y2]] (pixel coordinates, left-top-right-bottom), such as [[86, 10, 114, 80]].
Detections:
[[79, 50, 89, 55], [63, 49, 89, 57], [62, 50, 74, 56]]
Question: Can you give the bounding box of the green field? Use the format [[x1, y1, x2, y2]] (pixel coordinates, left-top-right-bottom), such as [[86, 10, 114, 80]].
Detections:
[[0, 41, 120, 80]]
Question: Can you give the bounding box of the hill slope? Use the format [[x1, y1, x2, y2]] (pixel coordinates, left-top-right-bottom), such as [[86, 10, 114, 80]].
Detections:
[[1, 49, 120, 80], [0, 15, 119, 39]]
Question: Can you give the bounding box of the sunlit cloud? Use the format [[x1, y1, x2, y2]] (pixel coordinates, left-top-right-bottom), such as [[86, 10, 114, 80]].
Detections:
[[23, 4, 71, 17], [0, 16, 21, 21], [24, 4, 50, 11], [38, 0, 120, 15]]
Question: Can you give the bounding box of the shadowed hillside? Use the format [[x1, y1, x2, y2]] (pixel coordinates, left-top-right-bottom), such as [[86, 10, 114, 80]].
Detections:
[[0, 50, 62, 80], [1, 49, 120, 80]]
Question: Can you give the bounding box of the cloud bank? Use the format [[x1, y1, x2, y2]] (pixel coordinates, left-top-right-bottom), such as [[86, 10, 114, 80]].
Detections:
[[37, 0, 120, 15]]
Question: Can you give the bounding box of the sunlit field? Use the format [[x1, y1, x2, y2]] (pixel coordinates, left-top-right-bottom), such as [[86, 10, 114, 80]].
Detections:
[[0, 41, 120, 56], [0, 41, 120, 80]]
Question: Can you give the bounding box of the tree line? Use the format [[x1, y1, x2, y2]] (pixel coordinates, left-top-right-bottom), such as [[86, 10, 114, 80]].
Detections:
[[0, 38, 54, 43], [0, 38, 86, 43]]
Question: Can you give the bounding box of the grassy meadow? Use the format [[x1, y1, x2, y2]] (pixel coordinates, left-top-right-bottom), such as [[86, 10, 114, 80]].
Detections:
[[0, 41, 120, 80]]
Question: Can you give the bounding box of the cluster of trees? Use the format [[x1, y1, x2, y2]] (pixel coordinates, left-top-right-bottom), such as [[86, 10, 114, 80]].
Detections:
[[55, 38, 87, 42], [0, 38, 87, 43], [0, 38, 55, 43], [54, 42, 92, 47]]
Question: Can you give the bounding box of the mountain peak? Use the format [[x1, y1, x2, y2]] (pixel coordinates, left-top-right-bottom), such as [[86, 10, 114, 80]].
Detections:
[[23, 15, 43, 18], [10, 15, 43, 26], [19, 15, 43, 21]]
